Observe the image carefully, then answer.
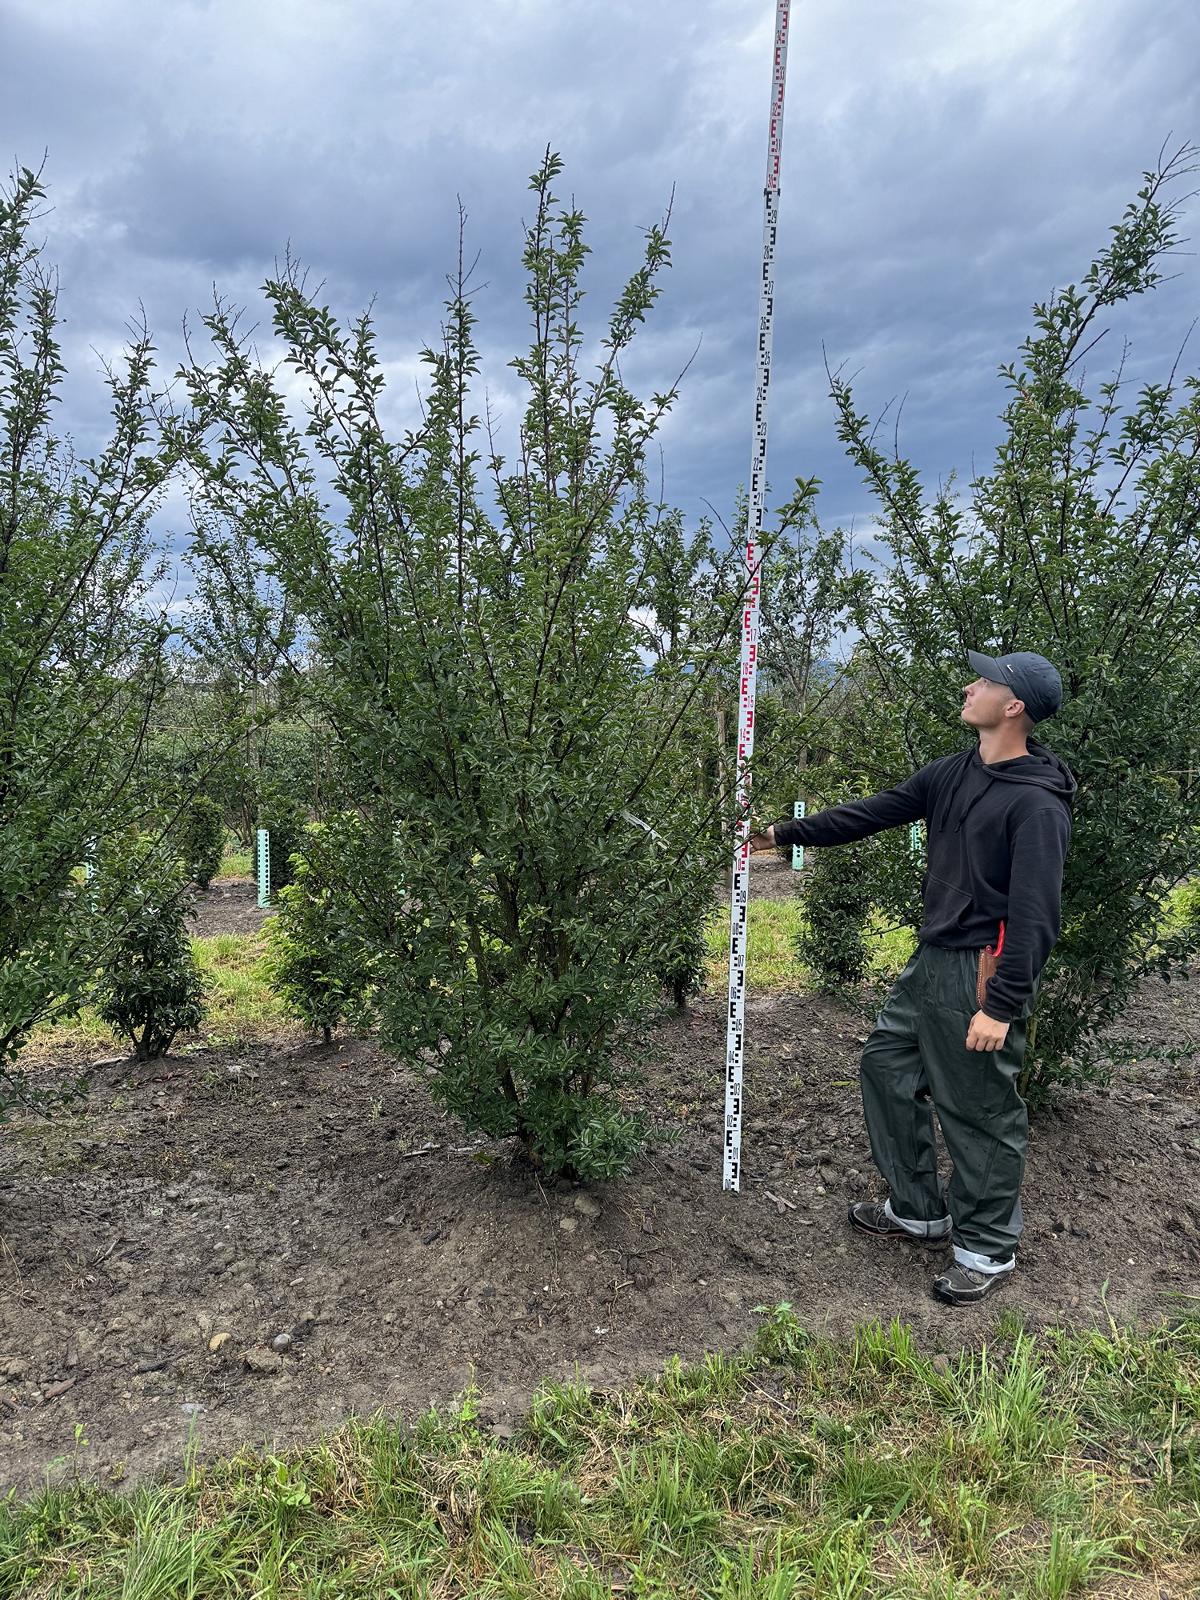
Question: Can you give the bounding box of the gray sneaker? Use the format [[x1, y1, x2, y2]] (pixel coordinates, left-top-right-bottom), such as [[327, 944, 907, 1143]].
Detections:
[[847, 1199, 948, 1243], [932, 1260, 1014, 1305]]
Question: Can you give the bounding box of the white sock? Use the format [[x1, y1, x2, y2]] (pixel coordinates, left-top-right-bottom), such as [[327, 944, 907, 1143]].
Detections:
[[953, 1245, 1016, 1276], [884, 1198, 951, 1239]]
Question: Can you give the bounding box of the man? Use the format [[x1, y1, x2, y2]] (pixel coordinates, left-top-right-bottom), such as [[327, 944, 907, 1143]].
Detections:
[[749, 651, 1076, 1305]]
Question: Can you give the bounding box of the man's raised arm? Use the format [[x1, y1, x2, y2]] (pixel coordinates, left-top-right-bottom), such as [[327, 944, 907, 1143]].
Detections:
[[750, 766, 931, 853]]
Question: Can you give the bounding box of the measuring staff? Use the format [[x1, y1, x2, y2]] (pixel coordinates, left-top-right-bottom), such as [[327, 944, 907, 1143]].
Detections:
[[723, 0, 792, 1193], [750, 650, 1075, 1305]]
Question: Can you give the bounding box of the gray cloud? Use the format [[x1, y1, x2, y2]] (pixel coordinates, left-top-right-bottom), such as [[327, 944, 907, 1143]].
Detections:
[[5, 0, 1198, 565]]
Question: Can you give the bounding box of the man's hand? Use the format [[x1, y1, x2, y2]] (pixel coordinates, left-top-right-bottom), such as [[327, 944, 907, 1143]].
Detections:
[[748, 825, 776, 854], [966, 1011, 1009, 1052]]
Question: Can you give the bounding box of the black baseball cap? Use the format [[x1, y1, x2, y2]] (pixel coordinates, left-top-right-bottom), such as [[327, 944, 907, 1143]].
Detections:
[[967, 650, 1063, 723]]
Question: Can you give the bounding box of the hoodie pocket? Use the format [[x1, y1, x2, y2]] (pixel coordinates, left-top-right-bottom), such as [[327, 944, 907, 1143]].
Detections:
[[925, 874, 973, 933]]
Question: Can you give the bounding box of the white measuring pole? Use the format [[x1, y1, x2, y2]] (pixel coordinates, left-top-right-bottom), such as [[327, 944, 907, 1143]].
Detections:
[[723, 0, 793, 1193]]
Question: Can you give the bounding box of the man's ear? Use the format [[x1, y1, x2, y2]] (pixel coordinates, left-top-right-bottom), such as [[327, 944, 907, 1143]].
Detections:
[[1005, 698, 1026, 721]]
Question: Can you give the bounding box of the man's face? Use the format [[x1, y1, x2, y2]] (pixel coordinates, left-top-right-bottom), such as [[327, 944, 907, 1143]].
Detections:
[[961, 675, 1023, 729]]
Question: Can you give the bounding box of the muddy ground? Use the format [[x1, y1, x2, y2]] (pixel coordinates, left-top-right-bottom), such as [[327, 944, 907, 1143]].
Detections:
[[2, 880, 1198, 1490]]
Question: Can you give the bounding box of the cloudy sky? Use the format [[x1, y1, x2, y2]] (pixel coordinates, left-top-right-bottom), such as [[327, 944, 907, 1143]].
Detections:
[[5, 0, 1199, 580]]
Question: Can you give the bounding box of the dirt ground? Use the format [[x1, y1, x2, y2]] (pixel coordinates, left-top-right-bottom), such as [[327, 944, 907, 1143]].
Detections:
[[2, 882, 1198, 1491], [192, 874, 273, 936], [717, 847, 806, 902]]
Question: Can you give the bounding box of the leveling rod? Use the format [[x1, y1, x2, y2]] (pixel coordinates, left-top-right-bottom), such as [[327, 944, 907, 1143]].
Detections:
[[723, 0, 793, 1193]]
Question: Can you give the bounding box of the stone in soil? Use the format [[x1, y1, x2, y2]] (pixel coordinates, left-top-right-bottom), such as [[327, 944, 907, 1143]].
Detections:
[[244, 1346, 284, 1376]]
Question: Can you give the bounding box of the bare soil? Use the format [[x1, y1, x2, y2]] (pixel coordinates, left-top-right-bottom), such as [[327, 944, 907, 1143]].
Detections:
[[2, 883, 1198, 1491], [192, 876, 272, 937], [717, 848, 806, 902]]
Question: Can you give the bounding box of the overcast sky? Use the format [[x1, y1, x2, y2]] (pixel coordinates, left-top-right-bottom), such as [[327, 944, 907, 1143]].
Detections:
[[5, 0, 1198, 584]]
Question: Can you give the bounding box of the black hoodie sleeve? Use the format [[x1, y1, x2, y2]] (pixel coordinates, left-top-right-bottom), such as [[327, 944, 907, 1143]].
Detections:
[[981, 805, 1071, 1024], [773, 765, 930, 848]]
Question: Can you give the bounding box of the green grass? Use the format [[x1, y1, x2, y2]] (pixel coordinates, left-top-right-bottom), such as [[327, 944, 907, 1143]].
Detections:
[[218, 843, 253, 878], [25, 883, 1189, 1060], [704, 898, 810, 990], [190, 930, 295, 1043], [3, 1310, 1197, 1598], [1160, 878, 1200, 941], [10, 892, 1199, 1591], [33, 872, 1198, 1062]]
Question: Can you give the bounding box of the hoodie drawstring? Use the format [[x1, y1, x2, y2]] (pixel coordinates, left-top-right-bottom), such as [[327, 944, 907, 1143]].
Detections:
[[954, 777, 995, 834], [938, 754, 974, 832]]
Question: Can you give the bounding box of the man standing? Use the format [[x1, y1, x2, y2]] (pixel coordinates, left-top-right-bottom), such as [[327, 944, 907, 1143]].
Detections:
[[750, 651, 1076, 1304]]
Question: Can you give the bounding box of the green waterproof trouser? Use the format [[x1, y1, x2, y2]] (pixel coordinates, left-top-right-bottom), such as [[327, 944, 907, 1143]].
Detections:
[[859, 942, 1031, 1261]]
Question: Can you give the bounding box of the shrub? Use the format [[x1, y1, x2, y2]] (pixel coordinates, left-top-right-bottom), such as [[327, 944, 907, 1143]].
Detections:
[[259, 799, 307, 900], [95, 848, 206, 1059], [178, 153, 752, 1179], [657, 912, 713, 1010], [267, 816, 375, 1042], [796, 840, 874, 992], [182, 795, 225, 889]]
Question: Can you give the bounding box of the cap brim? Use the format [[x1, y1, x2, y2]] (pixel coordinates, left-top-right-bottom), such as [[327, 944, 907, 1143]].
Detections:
[[967, 649, 1008, 684]]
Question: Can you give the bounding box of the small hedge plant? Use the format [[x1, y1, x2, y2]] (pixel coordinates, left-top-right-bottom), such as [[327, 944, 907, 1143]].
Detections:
[[795, 840, 874, 993], [259, 800, 307, 900], [182, 795, 225, 889], [95, 844, 207, 1059], [266, 815, 375, 1042], [656, 901, 713, 1009]]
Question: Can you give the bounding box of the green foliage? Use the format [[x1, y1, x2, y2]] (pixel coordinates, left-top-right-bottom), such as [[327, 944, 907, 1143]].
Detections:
[[656, 911, 712, 1010], [823, 145, 1200, 1091], [94, 843, 206, 1059], [176, 153, 742, 1180], [259, 799, 306, 899], [267, 814, 375, 1042], [650, 858, 715, 1009], [0, 165, 176, 1113], [142, 702, 325, 856], [181, 794, 225, 888], [751, 502, 858, 824], [663, 490, 856, 845], [795, 838, 874, 992], [1164, 876, 1200, 938]]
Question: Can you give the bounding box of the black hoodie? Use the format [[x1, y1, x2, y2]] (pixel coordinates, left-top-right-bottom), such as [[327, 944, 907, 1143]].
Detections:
[[773, 739, 1077, 1024]]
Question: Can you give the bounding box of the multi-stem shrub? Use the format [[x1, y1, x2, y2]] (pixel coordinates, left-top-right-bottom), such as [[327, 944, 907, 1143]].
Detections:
[[177, 154, 763, 1179], [94, 845, 206, 1059], [267, 815, 375, 1042], [182, 795, 225, 889]]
